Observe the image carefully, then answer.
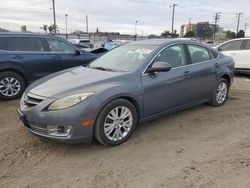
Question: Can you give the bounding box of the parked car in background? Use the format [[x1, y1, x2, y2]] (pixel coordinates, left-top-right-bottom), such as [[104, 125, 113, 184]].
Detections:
[[72, 43, 92, 52], [18, 39, 234, 146], [90, 47, 108, 54], [0, 32, 99, 100], [216, 38, 250, 74], [68, 39, 94, 49], [102, 40, 128, 50]]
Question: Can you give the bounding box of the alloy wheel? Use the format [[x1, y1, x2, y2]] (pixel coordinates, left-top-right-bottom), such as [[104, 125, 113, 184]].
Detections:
[[0, 77, 21, 97], [216, 81, 228, 104], [104, 106, 133, 141]]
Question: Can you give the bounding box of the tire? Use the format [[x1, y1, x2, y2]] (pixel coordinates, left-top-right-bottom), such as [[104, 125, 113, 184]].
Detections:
[[0, 71, 26, 100], [209, 78, 229, 107], [94, 99, 138, 146]]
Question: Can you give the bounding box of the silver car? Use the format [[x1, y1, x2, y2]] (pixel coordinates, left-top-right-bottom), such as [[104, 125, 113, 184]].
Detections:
[[18, 39, 235, 146]]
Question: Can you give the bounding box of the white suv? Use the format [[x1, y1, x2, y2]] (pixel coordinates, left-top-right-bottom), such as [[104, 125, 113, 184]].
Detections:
[[216, 38, 250, 74]]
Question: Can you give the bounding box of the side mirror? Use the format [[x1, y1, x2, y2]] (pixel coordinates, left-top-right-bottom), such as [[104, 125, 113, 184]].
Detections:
[[75, 50, 81, 56], [146, 61, 171, 74]]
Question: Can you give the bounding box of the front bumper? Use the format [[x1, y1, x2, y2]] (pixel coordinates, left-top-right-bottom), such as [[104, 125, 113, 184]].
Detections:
[[18, 93, 102, 144]]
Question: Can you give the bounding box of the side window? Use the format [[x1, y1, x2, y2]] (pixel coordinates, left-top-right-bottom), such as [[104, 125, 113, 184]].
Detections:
[[218, 40, 242, 51], [154, 45, 186, 68], [7, 37, 45, 52], [244, 40, 250, 50], [187, 45, 210, 64], [46, 38, 75, 53], [0, 37, 7, 50], [210, 50, 218, 59]]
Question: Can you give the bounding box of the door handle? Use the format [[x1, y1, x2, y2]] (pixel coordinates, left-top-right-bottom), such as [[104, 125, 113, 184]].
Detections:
[[52, 55, 62, 59], [184, 71, 191, 77], [214, 63, 220, 67], [230, 53, 237, 56], [11, 55, 23, 60]]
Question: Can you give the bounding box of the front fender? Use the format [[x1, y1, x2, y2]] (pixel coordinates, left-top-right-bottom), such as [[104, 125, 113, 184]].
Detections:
[[94, 83, 143, 120]]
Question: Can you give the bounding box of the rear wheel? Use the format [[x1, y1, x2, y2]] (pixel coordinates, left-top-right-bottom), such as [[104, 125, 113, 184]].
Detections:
[[0, 71, 25, 100], [94, 99, 137, 146], [209, 78, 229, 106]]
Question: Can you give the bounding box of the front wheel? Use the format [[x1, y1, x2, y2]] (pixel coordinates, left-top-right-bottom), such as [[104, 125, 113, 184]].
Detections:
[[209, 78, 229, 106], [94, 99, 138, 146]]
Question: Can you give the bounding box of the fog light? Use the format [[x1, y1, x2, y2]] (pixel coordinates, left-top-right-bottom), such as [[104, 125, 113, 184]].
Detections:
[[47, 125, 72, 137]]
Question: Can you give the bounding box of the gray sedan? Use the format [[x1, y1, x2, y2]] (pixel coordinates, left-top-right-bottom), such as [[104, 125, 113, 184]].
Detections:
[[18, 39, 234, 146]]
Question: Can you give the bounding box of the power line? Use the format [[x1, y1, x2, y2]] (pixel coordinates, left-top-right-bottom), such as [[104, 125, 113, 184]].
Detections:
[[213, 12, 221, 39], [65, 14, 68, 38], [52, 0, 57, 34], [86, 14, 89, 33], [135, 20, 138, 37], [170, 3, 177, 37], [236, 12, 243, 36]]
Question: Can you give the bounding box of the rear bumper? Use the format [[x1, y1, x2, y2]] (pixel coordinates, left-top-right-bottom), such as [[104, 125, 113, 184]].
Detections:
[[235, 68, 250, 75]]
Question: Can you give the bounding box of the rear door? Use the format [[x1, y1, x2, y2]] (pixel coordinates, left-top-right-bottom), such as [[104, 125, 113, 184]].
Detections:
[[6, 37, 56, 81], [186, 44, 218, 101], [217, 40, 243, 68], [45, 38, 95, 71], [237, 39, 250, 69], [0, 37, 8, 64]]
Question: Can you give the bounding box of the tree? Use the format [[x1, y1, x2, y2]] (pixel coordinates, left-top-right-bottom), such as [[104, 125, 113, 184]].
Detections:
[[161, 30, 171, 38], [172, 29, 179, 38], [171, 29, 179, 38], [48, 24, 59, 34], [237, 30, 245, 38], [42, 25, 48, 34], [184, 31, 195, 38], [224, 30, 236, 39]]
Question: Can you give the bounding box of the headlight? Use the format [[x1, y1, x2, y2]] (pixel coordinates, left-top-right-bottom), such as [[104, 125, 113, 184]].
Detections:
[[48, 92, 95, 110]]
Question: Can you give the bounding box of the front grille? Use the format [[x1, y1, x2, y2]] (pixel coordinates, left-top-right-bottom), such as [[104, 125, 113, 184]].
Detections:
[[24, 93, 46, 108]]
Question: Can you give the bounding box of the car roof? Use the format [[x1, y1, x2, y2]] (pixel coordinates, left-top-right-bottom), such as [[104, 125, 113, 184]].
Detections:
[[0, 32, 62, 39], [222, 37, 250, 42], [126, 38, 201, 46], [216, 37, 250, 48]]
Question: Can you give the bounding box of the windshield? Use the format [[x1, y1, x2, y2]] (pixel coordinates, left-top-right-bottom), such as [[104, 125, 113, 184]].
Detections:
[[89, 44, 157, 72]]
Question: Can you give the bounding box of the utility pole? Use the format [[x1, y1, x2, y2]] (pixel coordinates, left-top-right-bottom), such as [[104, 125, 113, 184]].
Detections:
[[135, 20, 138, 40], [170, 3, 177, 37], [213, 12, 221, 40], [65, 14, 68, 39], [244, 23, 247, 34], [86, 14, 89, 33], [236, 12, 243, 37], [52, 0, 56, 34]]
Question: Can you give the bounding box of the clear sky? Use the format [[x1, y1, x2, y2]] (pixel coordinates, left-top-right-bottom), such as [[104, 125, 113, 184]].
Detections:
[[0, 0, 249, 36]]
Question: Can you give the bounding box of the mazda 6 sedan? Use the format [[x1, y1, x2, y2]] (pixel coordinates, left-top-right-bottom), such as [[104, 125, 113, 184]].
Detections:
[[18, 39, 235, 146]]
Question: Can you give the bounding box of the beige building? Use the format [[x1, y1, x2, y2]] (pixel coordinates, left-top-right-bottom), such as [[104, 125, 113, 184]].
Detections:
[[180, 22, 194, 37]]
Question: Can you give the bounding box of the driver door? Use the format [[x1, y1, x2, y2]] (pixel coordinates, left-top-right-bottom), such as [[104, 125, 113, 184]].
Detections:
[[141, 44, 193, 117]]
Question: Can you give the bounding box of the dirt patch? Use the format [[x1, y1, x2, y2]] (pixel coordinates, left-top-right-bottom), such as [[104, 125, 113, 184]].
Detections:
[[1, 76, 250, 188]]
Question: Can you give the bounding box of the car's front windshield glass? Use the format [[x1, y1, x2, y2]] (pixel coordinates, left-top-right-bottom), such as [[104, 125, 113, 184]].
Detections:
[[89, 44, 157, 72]]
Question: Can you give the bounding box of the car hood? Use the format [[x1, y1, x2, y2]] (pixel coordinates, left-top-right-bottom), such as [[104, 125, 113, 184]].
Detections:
[[27, 67, 129, 98]]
